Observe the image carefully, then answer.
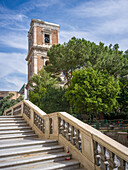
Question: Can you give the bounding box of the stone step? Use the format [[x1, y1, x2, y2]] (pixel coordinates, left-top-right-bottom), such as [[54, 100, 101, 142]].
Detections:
[[0, 115, 81, 169], [0, 116, 23, 120], [0, 126, 31, 131], [0, 129, 34, 135], [0, 120, 26, 123], [0, 133, 38, 140], [0, 145, 64, 158], [0, 118, 24, 121], [0, 123, 28, 127], [3, 159, 80, 170], [0, 139, 58, 149], [0, 116, 22, 118], [0, 152, 72, 168]]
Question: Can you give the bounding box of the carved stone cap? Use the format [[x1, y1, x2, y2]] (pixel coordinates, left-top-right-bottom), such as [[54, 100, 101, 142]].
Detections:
[[30, 19, 60, 28]]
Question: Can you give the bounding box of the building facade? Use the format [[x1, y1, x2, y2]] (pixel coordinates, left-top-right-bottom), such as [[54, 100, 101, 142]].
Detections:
[[26, 19, 60, 92], [0, 91, 20, 100]]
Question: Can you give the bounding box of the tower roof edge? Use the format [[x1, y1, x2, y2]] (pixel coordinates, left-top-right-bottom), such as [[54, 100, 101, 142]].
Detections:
[[30, 19, 60, 27]]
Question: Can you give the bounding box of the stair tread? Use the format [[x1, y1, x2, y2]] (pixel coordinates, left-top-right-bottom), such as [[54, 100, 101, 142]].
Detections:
[[0, 123, 28, 126], [0, 129, 34, 134], [0, 139, 57, 148], [2, 159, 79, 170], [0, 145, 64, 157], [0, 133, 37, 139], [0, 126, 31, 130], [0, 120, 26, 123], [0, 118, 24, 120], [0, 116, 81, 169], [0, 116, 22, 118], [0, 152, 71, 167]]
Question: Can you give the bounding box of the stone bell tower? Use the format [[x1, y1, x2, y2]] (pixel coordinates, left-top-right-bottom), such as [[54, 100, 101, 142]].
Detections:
[[26, 19, 60, 91]]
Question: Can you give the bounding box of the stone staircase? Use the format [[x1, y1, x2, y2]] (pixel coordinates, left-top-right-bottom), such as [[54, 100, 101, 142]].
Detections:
[[0, 116, 82, 170]]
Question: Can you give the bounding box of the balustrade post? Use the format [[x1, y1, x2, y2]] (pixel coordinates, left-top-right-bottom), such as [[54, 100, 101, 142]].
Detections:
[[81, 132, 95, 164], [11, 108, 13, 116], [52, 114, 59, 139], [45, 115, 50, 139]]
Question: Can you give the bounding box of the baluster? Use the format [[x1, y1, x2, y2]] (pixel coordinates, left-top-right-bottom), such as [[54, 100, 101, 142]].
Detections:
[[72, 128, 76, 145], [59, 118, 63, 134], [99, 145, 106, 170], [75, 129, 79, 149], [105, 149, 109, 170], [107, 150, 116, 170], [93, 141, 100, 166], [68, 125, 71, 141], [78, 130, 82, 151], [65, 122, 69, 140], [62, 120, 65, 137], [49, 118, 53, 134], [43, 119, 45, 133], [71, 126, 74, 145], [58, 117, 60, 133], [116, 156, 125, 170]]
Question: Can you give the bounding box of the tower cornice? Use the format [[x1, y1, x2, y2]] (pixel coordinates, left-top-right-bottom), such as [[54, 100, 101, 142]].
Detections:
[[26, 46, 50, 61]]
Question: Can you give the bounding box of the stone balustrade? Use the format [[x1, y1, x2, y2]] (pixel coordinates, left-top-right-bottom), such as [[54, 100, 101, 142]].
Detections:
[[4, 100, 128, 170]]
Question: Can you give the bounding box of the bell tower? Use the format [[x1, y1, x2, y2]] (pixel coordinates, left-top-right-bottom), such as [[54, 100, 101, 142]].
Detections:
[[26, 19, 60, 91]]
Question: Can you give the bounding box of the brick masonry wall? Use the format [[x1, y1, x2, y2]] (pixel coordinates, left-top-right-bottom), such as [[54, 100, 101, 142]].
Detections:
[[36, 27, 43, 45], [52, 30, 58, 45], [37, 56, 44, 72]]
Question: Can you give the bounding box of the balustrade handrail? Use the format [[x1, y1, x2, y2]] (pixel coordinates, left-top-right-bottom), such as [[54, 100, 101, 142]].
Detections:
[[58, 112, 128, 161], [3, 100, 128, 169]]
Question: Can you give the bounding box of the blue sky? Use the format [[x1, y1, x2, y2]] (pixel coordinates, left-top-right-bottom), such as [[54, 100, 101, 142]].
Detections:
[[0, 0, 128, 91]]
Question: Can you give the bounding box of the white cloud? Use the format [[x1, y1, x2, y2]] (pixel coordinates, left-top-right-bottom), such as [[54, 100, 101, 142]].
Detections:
[[0, 32, 28, 50], [60, 28, 128, 51], [19, 0, 59, 13], [0, 52, 27, 77], [70, 0, 128, 35], [66, 0, 128, 51], [0, 52, 27, 91], [71, 0, 128, 18], [118, 38, 128, 51], [0, 5, 29, 31], [60, 30, 98, 44], [96, 18, 128, 35]]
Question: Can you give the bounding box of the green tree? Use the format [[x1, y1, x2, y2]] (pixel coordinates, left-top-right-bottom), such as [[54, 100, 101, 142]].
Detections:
[[45, 37, 91, 86], [29, 68, 58, 107], [117, 77, 128, 115], [45, 37, 128, 85], [0, 93, 23, 115], [39, 87, 70, 113], [29, 68, 70, 113], [65, 67, 120, 119]]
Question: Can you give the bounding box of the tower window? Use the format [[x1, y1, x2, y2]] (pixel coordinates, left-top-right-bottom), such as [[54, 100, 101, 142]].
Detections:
[[45, 60, 49, 66], [45, 34, 50, 44]]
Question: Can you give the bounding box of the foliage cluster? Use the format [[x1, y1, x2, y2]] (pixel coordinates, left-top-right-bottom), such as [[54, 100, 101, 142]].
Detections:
[[29, 69, 70, 113], [29, 37, 128, 119], [65, 67, 120, 118], [0, 93, 23, 115], [45, 37, 128, 86]]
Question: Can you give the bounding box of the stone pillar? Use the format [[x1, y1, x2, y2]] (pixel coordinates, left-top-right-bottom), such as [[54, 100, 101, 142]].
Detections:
[[34, 56, 38, 74]]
